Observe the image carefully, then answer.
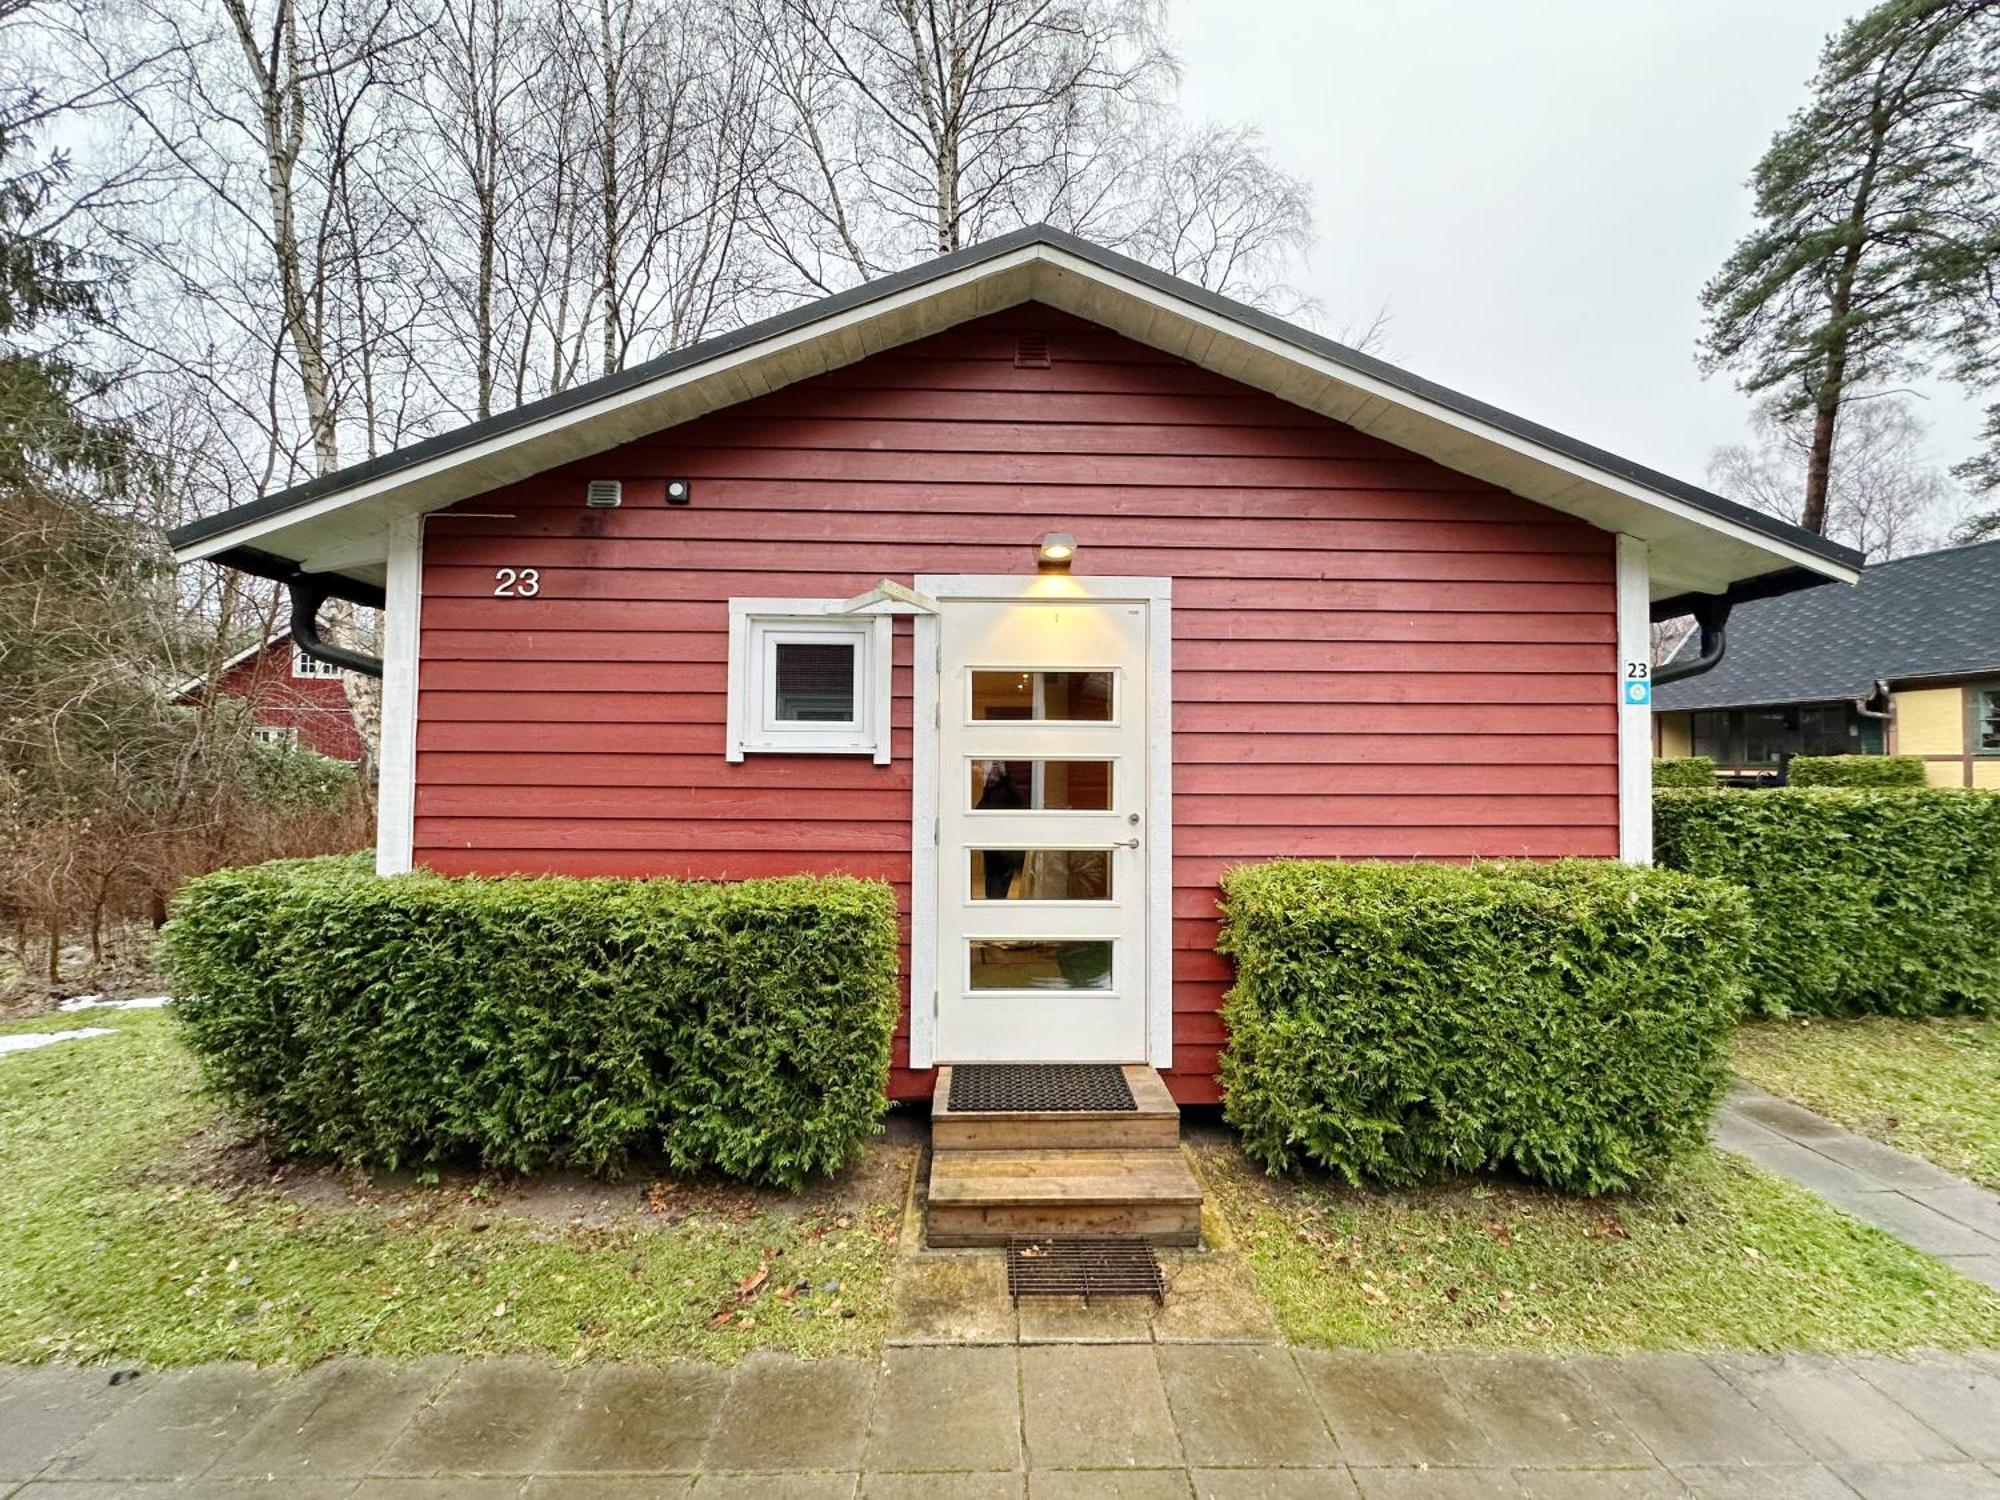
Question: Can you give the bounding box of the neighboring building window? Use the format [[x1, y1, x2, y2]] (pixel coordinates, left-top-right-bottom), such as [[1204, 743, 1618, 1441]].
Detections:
[[1976, 686, 2000, 755], [1690, 710, 1731, 762], [253, 724, 300, 748], [725, 601, 892, 763], [291, 644, 343, 679], [1685, 704, 1884, 766]]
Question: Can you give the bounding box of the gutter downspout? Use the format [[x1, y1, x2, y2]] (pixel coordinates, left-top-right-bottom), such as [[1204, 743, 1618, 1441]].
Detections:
[[288, 573, 385, 679], [1652, 596, 1729, 687]]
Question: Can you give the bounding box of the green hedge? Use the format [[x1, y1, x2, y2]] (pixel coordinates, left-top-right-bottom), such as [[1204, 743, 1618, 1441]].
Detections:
[[1655, 788, 2000, 1017], [1217, 859, 1750, 1195], [1787, 754, 1927, 787], [160, 855, 901, 1187], [1653, 756, 1718, 788]]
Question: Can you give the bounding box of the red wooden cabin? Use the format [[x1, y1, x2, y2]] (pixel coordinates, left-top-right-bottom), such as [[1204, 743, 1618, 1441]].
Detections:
[[170, 229, 1859, 1107], [175, 629, 366, 763]]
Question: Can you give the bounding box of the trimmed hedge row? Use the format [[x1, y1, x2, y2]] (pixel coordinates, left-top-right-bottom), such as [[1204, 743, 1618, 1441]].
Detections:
[[1217, 859, 1750, 1195], [1787, 754, 1927, 787], [1655, 788, 2000, 1017], [1653, 756, 1718, 788], [161, 855, 901, 1186]]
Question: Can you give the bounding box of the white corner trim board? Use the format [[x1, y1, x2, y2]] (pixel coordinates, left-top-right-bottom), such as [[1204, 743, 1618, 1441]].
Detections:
[[375, 514, 424, 876], [1616, 535, 1653, 866]]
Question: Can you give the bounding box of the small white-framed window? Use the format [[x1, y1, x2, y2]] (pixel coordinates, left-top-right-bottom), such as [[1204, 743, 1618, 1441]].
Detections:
[[253, 724, 301, 748], [291, 644, 343, 679], [726, 600, 892, 763]]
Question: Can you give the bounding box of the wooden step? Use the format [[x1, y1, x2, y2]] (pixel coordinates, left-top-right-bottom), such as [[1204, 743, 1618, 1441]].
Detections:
[[925, 1146, 1203, 1248], [932, 1065, 1180, 1151]]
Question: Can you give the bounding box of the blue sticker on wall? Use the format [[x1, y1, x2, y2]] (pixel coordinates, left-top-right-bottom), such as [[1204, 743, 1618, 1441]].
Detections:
[[1625, 679, 1652, 706]]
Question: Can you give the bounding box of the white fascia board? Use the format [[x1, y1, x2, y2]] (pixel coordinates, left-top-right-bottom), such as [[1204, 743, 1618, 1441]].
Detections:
[[173, 249, 1046, 566], [1025, 251, 1861, 594], [177, 237, 1858, 602]]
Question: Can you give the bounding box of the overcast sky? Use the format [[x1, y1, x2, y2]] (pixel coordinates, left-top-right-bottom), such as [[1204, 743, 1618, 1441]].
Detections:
[[1171, 0, 1982, 499]]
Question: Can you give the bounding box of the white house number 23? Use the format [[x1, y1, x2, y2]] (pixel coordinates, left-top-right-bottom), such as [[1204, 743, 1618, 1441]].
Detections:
[[492, 567, 541, 597]]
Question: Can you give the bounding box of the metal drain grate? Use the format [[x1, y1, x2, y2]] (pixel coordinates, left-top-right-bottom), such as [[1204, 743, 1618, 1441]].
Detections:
[[948, 1063, 1135, 1114], [1007, 1237, 1168, 1305]]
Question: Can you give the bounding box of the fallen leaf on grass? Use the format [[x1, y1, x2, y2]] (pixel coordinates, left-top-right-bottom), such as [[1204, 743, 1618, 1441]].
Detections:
[[1484, 1221, 1513, 1246]]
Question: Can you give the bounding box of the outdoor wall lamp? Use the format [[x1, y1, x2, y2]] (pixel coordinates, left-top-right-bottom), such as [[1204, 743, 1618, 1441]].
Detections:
[[1038, 532, 1077, 569]]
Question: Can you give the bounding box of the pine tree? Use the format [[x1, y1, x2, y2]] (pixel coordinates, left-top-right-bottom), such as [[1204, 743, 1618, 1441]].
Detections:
[[1701, 0, 2000, 537]]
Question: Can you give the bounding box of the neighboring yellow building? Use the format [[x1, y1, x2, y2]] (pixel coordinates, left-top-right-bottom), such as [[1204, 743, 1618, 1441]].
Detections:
[[1653, 540, 2000, 786]]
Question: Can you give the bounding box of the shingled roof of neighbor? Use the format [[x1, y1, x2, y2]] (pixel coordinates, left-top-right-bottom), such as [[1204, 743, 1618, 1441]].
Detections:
[[1655, 538, 2000, 712]]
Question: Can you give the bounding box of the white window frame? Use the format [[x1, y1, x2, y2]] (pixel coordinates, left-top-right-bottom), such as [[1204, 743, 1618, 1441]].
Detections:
[[726, 600, 892, 764], [253, 723, 301, 748], [290, 643, 344, 679]]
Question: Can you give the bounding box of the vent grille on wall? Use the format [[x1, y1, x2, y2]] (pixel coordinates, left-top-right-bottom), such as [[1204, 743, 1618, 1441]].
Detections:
[[585, 479, 623, 508], [1013, 332, 1051, 369]]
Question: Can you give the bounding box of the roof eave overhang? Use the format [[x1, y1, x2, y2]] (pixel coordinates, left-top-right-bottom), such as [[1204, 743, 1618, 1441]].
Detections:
[[170, 234, 1863, 603]]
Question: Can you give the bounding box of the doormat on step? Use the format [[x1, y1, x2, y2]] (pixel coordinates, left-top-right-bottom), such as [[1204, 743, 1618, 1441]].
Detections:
[[1007, 1236, 1167, 1305], [948, 1063, 1135, 1113]]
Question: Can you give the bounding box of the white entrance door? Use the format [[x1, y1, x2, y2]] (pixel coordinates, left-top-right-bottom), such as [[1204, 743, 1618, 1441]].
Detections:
[[933, 594, 1152, 1062]]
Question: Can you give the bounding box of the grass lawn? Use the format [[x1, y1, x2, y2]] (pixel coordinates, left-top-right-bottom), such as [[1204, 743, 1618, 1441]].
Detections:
[[1196, 1138, 2000, 1352], [1735, 1017, 2000, 1191], [0, 1008, 907, 1367]]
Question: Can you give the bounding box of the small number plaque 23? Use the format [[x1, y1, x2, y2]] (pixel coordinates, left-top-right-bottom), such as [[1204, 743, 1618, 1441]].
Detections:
[[493, 567, 541, 597]]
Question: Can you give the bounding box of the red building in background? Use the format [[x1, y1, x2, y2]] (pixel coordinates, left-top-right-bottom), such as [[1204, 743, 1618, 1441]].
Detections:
[[175, 629, 366, 763]]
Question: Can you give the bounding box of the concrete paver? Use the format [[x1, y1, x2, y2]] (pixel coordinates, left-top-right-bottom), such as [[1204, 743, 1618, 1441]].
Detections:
[[1155, 1345, 1336, 1468], [1716, 1083, 2000, 1291], [209, 1355, 454, 1480], [702, 1351, 878, 1474], [1709, 1353, 1969, 1464], [1187, 1467, 1360, 1499], [1020, 1344, 1180, 1470], [863, 1473, 1024, 1499], [1434, 1352, 1652, 1468], [693, 1475, 858, 1498], [540, 1361, 729, 1475], [1672, 1465, 1858, 1500], [1293, 1350, 1495, 1466], [1026, 1472, 1192, 1499], [1845, 1353, 2000, 1461], [1348, 1468, 1526, 1500], [0, 1365, 148, 1481], [1833, 1461, 2000, 1499], [1582, 1352, 1810, 1466], [40, 1364, 282, 1482], [864, 1344, 1021, 1474], [7, 1341, 1999, 1492], [375, 1359, 580, 1477]]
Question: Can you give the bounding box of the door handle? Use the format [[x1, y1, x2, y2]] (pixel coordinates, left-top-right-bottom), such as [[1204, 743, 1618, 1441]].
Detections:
[[1113, 837, 1140, 849]]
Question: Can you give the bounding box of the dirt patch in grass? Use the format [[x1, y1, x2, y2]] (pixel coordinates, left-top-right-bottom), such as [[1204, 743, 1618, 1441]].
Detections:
[[0, 1008, 911, 1368], [0, 920, 168, 1020], [1196, 1137, 2000, 1353], [1735, 1017, 2000, 1191], [166, 1110, 920, 1233]]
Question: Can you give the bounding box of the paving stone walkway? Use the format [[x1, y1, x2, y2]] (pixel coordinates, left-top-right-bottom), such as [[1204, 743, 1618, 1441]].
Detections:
[[1715, 1082, 2000, 1291], [3, 1344, 1999, 1498]]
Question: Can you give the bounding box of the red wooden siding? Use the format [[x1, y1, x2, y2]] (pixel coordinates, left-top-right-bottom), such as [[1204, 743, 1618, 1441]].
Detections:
[[189, 637, 366, 762], [414, 304, 1618, 1104]]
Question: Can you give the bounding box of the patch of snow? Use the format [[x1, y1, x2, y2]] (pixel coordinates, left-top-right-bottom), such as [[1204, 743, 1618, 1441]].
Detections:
[[57, 995, 171, 1012], [0, 1028, 115, 1057]]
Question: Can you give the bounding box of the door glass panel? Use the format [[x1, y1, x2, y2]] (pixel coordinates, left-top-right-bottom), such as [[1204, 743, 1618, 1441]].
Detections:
[[970, 850, 1112, 902], [968, 759, 1112, 811], [970, 670, 1113, 722], [969, 939, 1113, 990], [772, 640, 855, 722]]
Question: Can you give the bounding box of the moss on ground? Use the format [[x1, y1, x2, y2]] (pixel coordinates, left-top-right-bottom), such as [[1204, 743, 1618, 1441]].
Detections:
[[1198, 1140, 2000, 1352], [1735, 1017, 2000, 1191], [0, 1010, 902, 1367]]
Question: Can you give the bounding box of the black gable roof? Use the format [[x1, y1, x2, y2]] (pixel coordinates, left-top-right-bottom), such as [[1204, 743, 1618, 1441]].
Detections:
[[1655, 539, 2000, 712]]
